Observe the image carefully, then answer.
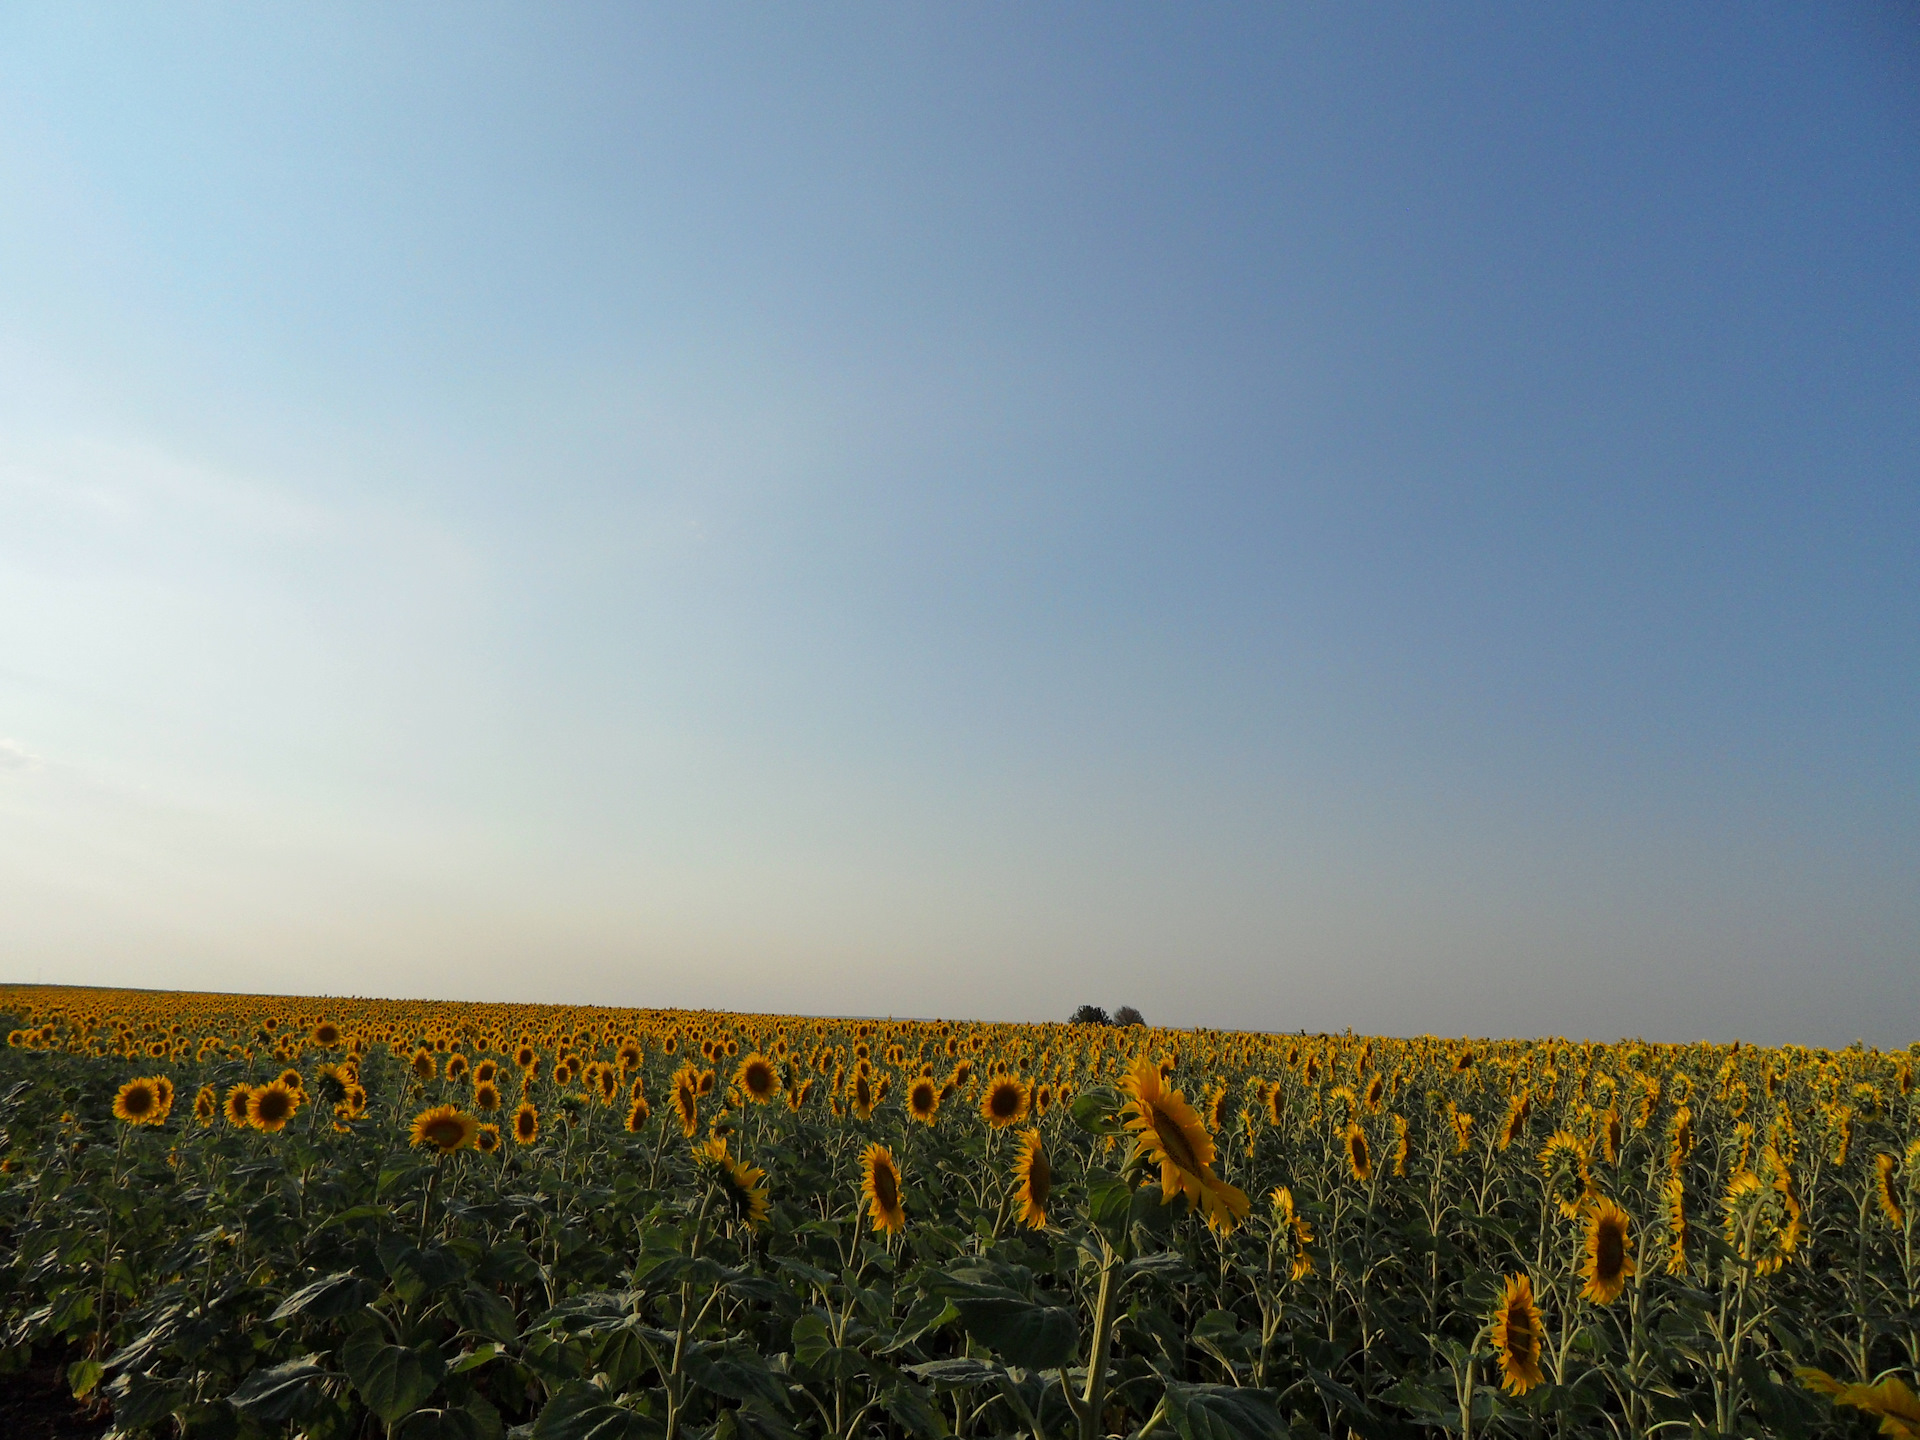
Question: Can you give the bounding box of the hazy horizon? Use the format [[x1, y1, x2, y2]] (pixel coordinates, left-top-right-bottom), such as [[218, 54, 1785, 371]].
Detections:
[[2, 6, 1915, 1047]]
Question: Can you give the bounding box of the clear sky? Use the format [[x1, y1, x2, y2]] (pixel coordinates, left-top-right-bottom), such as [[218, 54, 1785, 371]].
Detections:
[[1, 5, 1915, 1044]]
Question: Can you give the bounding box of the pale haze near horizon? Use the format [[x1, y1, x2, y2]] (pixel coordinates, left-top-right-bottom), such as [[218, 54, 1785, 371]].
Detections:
[[1, 6, 1915, 1046]]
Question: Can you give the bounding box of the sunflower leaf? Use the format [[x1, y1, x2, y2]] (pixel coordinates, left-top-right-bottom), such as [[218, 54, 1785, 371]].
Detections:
[[1162, 1383, 1289, 1440], [1069, 1088, 1126, 1137], [344, 1328, 448, 1424], [531, 1380, 661, 1440], [271, 1272, 379, 1323]]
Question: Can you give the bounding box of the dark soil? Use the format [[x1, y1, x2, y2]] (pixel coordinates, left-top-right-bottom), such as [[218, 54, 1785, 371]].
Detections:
[[0, 1348, 111, 1439]]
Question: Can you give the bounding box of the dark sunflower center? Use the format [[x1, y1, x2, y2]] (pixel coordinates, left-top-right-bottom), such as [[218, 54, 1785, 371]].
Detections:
[[122, 1088, 154, 1116], [991, 1085, 1019, 1118], [1026, 1150, 1051, 1205], [1148, 1103, 1203, 1176], [1596, 1221, 1625, 1279], [424, 1118, 465, 1148], [257, 1091, 293, 1123], [872, 1161, 898, 1210], [1506, 1302, 1537, 1365]]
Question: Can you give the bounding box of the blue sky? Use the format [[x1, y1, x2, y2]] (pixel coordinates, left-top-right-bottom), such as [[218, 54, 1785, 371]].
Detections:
[[1, 5, 1914, 1043]]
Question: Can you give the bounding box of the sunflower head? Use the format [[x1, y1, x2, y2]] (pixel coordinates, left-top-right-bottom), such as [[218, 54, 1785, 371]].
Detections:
[[908, 1078, 940, 1125], [248, 1080, 300, 1134], [626, 1095, 652, 1133], [1580, 1196, 1635, 1304], [736, 1054, 779, 1104], [511, 1101, 540, 1145], [193, 1084, 218, 1124], [474, 1123, 502, 1155], [1012, 1129, 1051, 1229], [225, 1083, 255, 1127], [113, 1077, 164, 1126], [1489, 1274, 1545, 1395], [699, 1137, 771, 1232], [861, 1143, 907, 1235], [1342, 1122, 1372, 1183], [411, 1104, 478, 1155], [983, 1075, 1029, 1136], [1876, 1153, 1907, 1229], [1540, 1130, 1593, 1219]]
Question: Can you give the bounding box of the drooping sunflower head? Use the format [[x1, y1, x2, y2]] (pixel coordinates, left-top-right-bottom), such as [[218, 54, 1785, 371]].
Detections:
[[1499, 1090, 1532, 1150], [861, 1143, 907, 1235], [193, 1084, 218, 1124], [512, 1101, 540, 1145], [699, 1138, 771, 1232], [248, 1080, 300, 1134], [1663, 1174, 1689, 1276], [908, 1078, 940, 1125], [980, 1077, 1028, 1130], [1579, 1196, 1635, 1304], [625, 1095, 651, 1133], [1012, 1128, 1051, 1229], [474, 1123, 501, 1155], [1668, 1106, 1694, 1171], [113, 1077, 163, 1126], [1539, 1130, 1593, 1219], [736, 1054, 779, 1105], [1875, 1153, 1907, 1229], [410, 1104, 478, 1155], [1489, 1273, 1545, 1395]]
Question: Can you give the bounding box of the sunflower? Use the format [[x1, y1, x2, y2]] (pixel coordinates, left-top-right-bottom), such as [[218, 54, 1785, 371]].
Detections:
[[616, 1041, 642, 1072], [1579, 1196, 1634, 1304], [1667, 1106, 1694, 1172], [1796, 1371, 1920, 1439], [670, 1064, 701, 1137], [248, 1080, 300, 1134], [1539, 1130, 1593, 1219], [409, 1047, 437, 1081], [1271, 1186, 1316, 1281], [1876, 1152, 1906, 1229], [907, 1078, 940, 1125], [626, 1095, 652, 1133], [1722, 1160, 1804, 1276], [698, 1137, 771, 1232], [474, 1123, 501, 1155], [225, 1083, 255, 1127], [1391, 1114, 1409, 1177], [1451, 1105, 1475, 1155], [980, 1076, 1028, 1130], [1597, 1108, 1622, 1165], [1663, 1175, 1689, 1276], [736, 1053, 779, 1105], [1489, 1274, 1546, 1395], [1342, 1122, 1372, 1183], [113, 1077, 165, 1126], [1012, 1129, 1050, 1229], [473, 1059, 498, 1085], [411, 1104, 479, 1155], [511, 1101, 540, 1145], [152, 1076, 175, 1116], [311, 1022, 341, 1047], [861, 1143, 907, 1235], [850, 1072, 877, 1121], [1265, 1082, 1286, 1129], [787, 1078, 814, 1112], [514, 1043, 538, 1071], [445, 1054, 469, 1083], [193, 1084, 218, 1125], [1498, 1090, 1531, 1150], [1120, 1056, 1250, 1228]]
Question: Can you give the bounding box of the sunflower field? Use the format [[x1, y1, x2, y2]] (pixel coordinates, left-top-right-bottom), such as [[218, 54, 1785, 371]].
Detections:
[[1, 986, 1916, 1440]]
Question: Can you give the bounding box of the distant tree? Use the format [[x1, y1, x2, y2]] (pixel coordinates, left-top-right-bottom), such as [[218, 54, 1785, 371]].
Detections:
[[1113, 1005, 1145, 1027], [1069, 1004, 1112, 1026]]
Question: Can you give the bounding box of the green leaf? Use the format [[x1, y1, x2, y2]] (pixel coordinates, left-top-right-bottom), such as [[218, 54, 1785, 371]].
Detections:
[[395, 1408, 487, 1440], [379, 1238, 471, 1304], [1069, 1087, 1126, 1136], [905, 1358, 1003, 1389], [1085, 1171, 1133, 1240], [228, 1356, 332, 1422], [344, 1327, 447, 1424], [930, 1282, 1078, 1371], [687, 1340, 792, 1411], [271, 1272, 379, 1323], [446, 1287, 520, 1345], [450, 1345, 502, 1375], [774, 1259, 837, 1292], [1163, 1383, 1289, 1440], [884, 1378, 950, 1439], [725, 1399, 803, 1440], [531, 1381, 662, 1440], [67, 1357, 104, 1400], [637, 1254, 730, 1290], [788, 1314, 832, 1370]]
